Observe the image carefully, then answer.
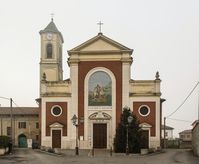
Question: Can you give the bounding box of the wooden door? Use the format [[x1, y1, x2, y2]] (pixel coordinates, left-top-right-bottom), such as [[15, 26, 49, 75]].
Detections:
[[141, 130, 149, 148], [52, 130, 61, 148], [93, 124, 107, 148]]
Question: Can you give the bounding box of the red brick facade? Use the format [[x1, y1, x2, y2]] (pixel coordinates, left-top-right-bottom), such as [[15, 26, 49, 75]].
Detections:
[[133, 102, 156, 136], [46, 102, 68, 136], [78, 61, 122, 137]]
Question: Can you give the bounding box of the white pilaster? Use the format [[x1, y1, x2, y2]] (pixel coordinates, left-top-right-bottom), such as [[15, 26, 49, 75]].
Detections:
[[41, 99, 46, 146], [70, 63, 78, 140], [122, 62, 130, 108]]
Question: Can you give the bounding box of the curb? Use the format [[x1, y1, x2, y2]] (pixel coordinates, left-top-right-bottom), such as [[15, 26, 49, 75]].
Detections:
[[34, 149, 63, 157]]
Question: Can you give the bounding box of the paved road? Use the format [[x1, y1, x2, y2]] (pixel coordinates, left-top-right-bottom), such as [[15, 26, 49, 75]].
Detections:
[[0, 148, 198, 164]]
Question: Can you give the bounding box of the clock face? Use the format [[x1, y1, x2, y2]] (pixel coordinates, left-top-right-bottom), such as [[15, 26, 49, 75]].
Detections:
[[47, 33, 52, 40]]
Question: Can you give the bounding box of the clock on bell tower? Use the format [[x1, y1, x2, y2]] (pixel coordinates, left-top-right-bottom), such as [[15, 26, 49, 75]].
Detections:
[[39, 19, 64, 82]]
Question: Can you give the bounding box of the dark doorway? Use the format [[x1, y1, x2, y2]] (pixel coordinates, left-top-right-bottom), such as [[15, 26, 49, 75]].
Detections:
[[141, 130, 149, 148], [18, 134, 27, 148], [93, 124, 107, 148], [52, 130, 61, 148]]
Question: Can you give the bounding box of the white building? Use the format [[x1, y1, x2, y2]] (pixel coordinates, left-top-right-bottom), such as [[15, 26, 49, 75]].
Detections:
[[161, 125, 174, 140]]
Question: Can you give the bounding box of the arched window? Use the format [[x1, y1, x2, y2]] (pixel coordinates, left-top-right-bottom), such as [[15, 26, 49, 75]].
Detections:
[[88, 71, 112, 106], [46, 43, 53, 58]]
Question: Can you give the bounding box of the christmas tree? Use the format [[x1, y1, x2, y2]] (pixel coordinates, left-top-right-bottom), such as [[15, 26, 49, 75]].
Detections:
[[114, 106, 143, 153]]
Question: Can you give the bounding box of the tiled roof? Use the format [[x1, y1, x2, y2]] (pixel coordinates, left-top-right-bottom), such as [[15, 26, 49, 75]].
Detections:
[[0, 107, 39, 115], [42, 19, 59, 33], [179, 129, 192, 134], [39, 19, 64, 43], [192, 120, 199, 127], [161, 125, 174, 130]]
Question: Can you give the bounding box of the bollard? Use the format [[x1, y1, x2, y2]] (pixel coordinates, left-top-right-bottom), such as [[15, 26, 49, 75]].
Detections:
[[75, 146, 79, 155], [92, 147, 94, 156], [110, 147, 112, 156]]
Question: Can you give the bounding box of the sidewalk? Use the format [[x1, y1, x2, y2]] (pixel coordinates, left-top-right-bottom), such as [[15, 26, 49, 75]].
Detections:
[[46, 149, 111, 157], [58, 148, 164, 157]]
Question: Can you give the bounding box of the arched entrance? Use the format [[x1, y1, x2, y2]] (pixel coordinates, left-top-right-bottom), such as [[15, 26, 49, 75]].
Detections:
[[89, 112, 112, 149], [18, 134, 27, 148]]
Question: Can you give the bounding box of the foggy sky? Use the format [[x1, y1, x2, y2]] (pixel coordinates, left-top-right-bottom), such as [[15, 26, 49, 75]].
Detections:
[[0, 0, 198, 137]]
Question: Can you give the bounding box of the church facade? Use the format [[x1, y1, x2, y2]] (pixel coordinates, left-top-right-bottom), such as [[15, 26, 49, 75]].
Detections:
[[39, 19, 163, 150]]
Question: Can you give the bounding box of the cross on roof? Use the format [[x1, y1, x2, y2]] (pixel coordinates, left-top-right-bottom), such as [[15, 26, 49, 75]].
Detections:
[[97, 21, 103, 33], [51, 13, 54, 21]]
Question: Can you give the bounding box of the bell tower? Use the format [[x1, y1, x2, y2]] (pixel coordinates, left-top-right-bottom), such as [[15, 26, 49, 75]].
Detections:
[[39, 18, 64, 82]]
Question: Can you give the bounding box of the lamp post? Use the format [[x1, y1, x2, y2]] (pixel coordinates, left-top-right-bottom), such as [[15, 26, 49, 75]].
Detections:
[[71, 114, 79, 155], [126, 115, 133, 155], [0, 97, 13, 152], [0, 97, 13, 140], [10, 98, 13, 145]]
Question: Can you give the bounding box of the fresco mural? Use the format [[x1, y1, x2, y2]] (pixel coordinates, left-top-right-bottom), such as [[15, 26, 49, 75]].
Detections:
[[88, 71, 112, 106]]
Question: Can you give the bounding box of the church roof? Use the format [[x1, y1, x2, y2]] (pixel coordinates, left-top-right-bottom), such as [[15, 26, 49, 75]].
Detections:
[[68, 32, 133, 54], [41, 18, 59, 33], [40, 19, 64, 43]]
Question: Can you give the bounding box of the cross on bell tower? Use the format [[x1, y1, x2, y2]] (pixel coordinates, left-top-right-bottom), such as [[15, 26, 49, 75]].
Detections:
[[51, 13, 54, 21]]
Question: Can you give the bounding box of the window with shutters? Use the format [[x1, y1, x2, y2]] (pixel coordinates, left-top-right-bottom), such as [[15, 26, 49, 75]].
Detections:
[[18, 122, 26, 129]]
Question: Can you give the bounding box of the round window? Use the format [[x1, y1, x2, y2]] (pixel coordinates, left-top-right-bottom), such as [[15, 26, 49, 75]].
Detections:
[[139, 105, 150, 116], [51, 106, 62, 117]]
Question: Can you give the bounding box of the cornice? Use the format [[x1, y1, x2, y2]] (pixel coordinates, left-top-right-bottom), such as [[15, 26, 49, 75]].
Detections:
[[129, 92, 162, 97], [41, 92, 71, 97], [68, 49, 132, 56]]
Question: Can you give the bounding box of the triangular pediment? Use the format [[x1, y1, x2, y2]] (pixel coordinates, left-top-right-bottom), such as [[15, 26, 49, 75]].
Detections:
[[49, 122, 64, 128], [81, 39, 120, 51], [139, 122, 152, 128], [68, 33, 133, 53]]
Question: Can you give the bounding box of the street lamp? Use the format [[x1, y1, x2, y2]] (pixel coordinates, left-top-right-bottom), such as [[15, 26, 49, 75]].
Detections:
[[126, 115, 133, 155], [0, 97, 13, 144], [71, 114, 79, 155]]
